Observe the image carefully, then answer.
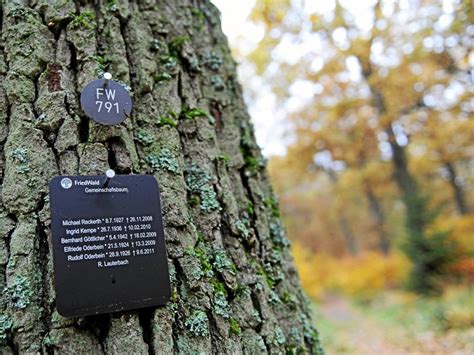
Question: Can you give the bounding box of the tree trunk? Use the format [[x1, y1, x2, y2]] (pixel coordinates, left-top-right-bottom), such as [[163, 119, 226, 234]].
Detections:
[[326, 170, 358, 256], [0, 2, 322, 354], [360, 68, 429, 239], [336, 215, 359, 256], [364, 186, 389, 255], [444, 161, 469, 215], [357, 59, 448, 292], [385, 125, 428, 236]]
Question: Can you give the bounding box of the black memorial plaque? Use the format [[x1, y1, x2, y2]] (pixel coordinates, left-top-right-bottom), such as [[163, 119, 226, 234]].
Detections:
[[80, 79, 132, 125], [49, 175, 170, 317]]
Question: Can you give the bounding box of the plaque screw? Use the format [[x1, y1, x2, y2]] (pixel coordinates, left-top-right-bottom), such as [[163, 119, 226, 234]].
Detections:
[[104, 169, 116, 187], [104, 72, 112, 86]]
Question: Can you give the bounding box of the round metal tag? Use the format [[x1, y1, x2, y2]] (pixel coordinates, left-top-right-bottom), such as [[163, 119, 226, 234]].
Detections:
[[80, 79, 132, 125]]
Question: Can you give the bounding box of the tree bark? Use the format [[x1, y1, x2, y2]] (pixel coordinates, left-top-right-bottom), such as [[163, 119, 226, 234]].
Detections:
[[0, 1, 322, 354]]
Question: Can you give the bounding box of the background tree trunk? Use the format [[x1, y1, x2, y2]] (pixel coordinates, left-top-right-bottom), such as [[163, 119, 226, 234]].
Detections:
[[0, 1, 322, 354], [364, 186, 389, 256], [443, 161, 469, 215], [326, 170, 358, 256]]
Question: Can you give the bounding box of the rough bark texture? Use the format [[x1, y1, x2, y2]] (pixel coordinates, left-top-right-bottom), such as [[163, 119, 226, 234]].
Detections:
[[0, 1, 322, 354]]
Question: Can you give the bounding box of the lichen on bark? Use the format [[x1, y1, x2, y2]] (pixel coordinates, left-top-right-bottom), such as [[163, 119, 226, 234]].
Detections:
[[0, 1, 323, 354]]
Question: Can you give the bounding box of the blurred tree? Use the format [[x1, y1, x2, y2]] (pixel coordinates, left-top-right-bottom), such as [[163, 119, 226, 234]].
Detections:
[[249, 0, 473, 293]]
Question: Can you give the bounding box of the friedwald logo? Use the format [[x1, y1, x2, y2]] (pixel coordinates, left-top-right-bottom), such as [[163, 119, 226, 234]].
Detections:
[[61, 178, 73, 189]]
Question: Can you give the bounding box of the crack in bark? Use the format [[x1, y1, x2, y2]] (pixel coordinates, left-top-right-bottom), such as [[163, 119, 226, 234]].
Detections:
[[0, 102, 10, 185], [249, 289, 264, 334], [65, 35, 88, 145], [5, 337, 18, 355], [169, 258, 181, 354], [36, 217, 54, 355], [1, 20, 11, 187], [138, 308, 155, 355], [0, 4, 3, 37], [64, 15, 85, 144], [239, 168, 263, 256], [1, 226, 15, 311], [89, 313, 111, 354], [33, 73, 63, 173], [206, 310, 220, 354], [106, 138, 120, 171], [117, 14, 134, 91]]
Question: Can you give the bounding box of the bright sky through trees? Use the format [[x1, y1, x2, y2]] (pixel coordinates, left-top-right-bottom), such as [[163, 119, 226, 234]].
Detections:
[[212, 0, 470, 157], [213, 0, 284, 156]]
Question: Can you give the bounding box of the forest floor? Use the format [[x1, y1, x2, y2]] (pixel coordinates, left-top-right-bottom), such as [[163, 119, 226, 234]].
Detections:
[[313, 287, 474, 354]]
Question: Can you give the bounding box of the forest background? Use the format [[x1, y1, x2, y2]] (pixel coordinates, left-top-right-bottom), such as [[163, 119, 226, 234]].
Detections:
[[214, 0, 473, 353]]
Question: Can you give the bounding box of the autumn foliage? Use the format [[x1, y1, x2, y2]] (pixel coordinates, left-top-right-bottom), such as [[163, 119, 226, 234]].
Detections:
[[245, 0, 473, 297], [292, 244, 410, 301]]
